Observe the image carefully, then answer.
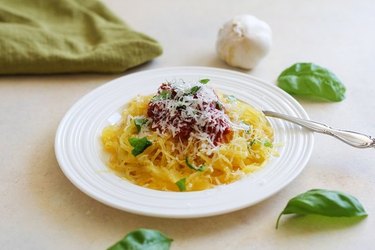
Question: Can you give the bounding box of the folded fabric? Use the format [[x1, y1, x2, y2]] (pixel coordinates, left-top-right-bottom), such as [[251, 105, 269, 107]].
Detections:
[[0, 0, 162, 74]]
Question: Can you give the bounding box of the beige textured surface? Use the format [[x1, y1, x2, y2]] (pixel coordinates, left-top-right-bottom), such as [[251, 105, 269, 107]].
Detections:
[[1, 0, 374, 249]]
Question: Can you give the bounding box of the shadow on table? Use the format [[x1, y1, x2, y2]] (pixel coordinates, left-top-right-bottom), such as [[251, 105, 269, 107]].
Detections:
[[276, 214, 366, 233]]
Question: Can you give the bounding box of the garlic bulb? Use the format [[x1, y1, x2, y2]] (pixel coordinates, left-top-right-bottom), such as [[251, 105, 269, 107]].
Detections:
[[216, 15, 272, 70]]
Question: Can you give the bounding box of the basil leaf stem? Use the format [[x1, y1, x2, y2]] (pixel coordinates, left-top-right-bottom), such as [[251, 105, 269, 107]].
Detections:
[[107, 228, 173, 250], [175, 178, 186, 192], [276, 189, 367, 229], [185, 157, 206, 172], [129, 137, 152, 156], [277, 62, 346, 102]]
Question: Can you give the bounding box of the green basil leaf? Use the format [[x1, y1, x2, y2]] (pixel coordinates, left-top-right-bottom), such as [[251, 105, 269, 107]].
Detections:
[[276, 189, 367, 229], [134, 117, 148, 133], [175, 178, 186, 192], [129, 137, 152, 156], [199, 78, 210, 84], [185, 157, 206, 172], [277, 63, 346, 102], [107, 228, 172, 250]]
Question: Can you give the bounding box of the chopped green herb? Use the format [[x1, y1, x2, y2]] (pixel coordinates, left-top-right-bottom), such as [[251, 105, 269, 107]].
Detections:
[[188, 86, 201, 95], [185, 157, 206, 172], [129, 137, 152, 156], [107, 228, 173, 250], [199, 79, 210, 84], [134, 118, 148, 133], [263, 140, 273, 147], [151, 90, 171, 101], [175, 178, 186, 191]]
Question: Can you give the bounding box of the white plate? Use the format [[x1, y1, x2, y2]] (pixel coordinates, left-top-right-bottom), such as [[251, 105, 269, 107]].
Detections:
[[55, 66, 314, 218]]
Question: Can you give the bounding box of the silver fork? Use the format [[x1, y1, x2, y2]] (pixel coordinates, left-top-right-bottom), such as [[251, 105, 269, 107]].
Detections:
[[263, 110, 375, 149]]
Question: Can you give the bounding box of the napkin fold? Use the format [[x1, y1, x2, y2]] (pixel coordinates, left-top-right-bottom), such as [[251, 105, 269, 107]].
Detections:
[[0, 0, 162, 74]]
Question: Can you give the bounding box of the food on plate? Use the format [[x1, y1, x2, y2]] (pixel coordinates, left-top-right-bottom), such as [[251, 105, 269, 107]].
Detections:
[[101, 79, 275, 191], [216, 14, 272, 70]]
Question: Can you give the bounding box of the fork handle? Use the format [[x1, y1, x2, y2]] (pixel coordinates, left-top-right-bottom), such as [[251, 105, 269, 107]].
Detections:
[[263, 111, 375, 148]]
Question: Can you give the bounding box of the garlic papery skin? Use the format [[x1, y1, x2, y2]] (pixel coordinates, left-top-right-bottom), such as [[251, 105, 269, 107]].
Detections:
[[216, 15, 272, 70]]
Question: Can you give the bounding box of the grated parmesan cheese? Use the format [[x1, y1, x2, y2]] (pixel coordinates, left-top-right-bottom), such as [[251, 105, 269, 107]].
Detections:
[[147, 80, 242, 148]]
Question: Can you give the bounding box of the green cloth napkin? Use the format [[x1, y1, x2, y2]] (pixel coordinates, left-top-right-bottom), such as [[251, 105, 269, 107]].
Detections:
[[0, 0, 162, 74]]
